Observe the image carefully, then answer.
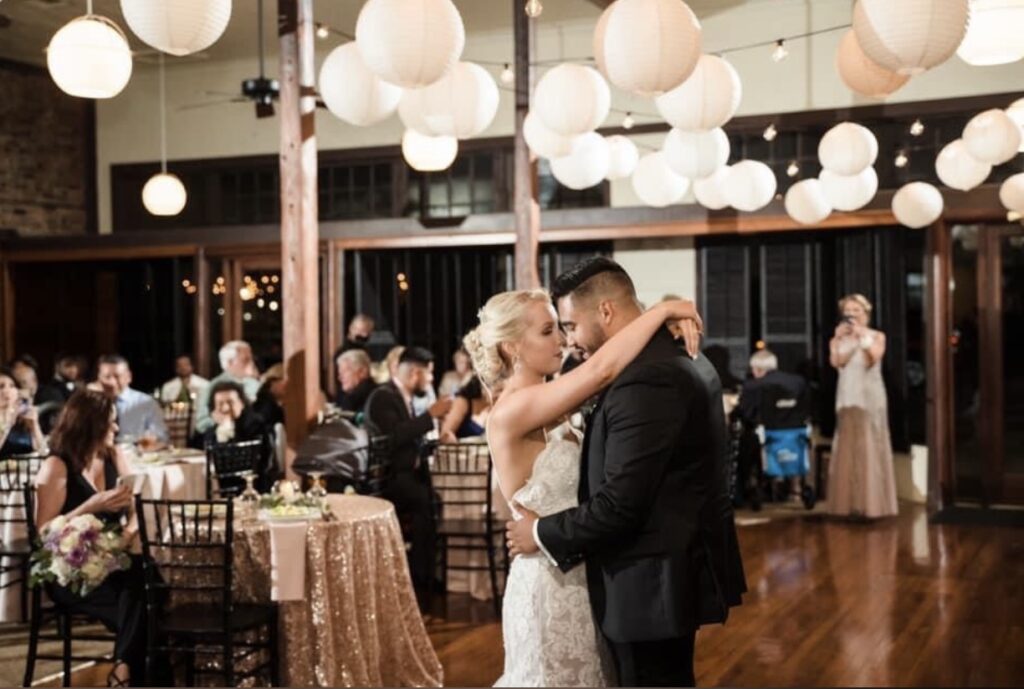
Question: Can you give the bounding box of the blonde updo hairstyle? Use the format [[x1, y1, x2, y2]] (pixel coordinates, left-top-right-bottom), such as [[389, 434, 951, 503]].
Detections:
[[463, 289, 552, 392], [838, 293, 873, 324]]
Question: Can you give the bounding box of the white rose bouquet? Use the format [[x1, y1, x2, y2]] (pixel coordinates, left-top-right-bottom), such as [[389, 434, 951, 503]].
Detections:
[[30, 514, 131, 596]]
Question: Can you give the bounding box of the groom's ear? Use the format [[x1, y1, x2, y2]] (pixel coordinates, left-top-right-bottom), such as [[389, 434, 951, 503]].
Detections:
[[597, 299, 615, 325]]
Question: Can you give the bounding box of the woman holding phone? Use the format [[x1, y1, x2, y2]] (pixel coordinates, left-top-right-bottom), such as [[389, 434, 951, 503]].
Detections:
[[0, 367, 45, 456], [826, 293, 898, 519]]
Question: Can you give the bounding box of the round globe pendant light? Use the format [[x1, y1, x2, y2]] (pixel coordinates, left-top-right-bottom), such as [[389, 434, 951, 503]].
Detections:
[[47, 4, 133, 99], [956, 0, 1024, 66], [143, 55, 187, 216], [401, 129, 458, 171], [120, 0, 232, 57]]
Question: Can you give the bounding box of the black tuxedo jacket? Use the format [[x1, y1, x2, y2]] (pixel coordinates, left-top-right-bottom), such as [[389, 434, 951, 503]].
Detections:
[[363, 382, 433, 473], [536, 329, 747, 643]]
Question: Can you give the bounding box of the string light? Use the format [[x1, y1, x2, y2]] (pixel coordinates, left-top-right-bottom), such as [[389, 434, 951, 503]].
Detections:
[[763, 123, 777, 141], [910, 118, 925, 137], [771, 39, 789, 62], [500, 63, 514, 85], [525, 0, 543, 18], [622, 112, 635, 130], [786, 160, 800, 177], [315, 23, 329, 39], [894, 149, 909, 168]]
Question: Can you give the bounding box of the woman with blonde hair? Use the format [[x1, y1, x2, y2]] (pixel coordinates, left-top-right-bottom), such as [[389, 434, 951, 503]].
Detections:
[[826, 293, 898, 519]]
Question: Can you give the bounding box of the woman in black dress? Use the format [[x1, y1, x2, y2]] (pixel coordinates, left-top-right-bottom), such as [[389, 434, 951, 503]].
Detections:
[[33, 390, 151, 686]]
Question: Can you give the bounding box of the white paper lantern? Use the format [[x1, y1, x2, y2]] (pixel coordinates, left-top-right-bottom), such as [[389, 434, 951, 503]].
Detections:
[[523, 113, 579, 159], [592, 4, 613, 78], [853, 0, 970, 75], [534, 64, 611, 136], [935, 139, 992, 191], [401, 129, 458, 171], [550, 132, 610, 190], [655, 54, 742, 132], [605, 135, 640, 180], [120, 0, 231, 57], [819, 168, 879, 212], [395, 62, 498, 138], [999, 172, 1024, 212], [1007, 98, 1024, 153], [785, 179, 832, 225], [142, 172, 187, 216], [835, 29, 910, 98], [892, 182, 944, 228], [319, 43, 402, 127], [724, 160, 777, 212], [631, 152, 689, 207], [355, 0, 465, 89], [962, 108, 1023, 165], [662, 128, 730, 180], [596, 0, 702, 96], [818, 122, 879, 176], [957, 0, 1024, 66], [694, 167, 730, 210], [47, 15, 133, 99]]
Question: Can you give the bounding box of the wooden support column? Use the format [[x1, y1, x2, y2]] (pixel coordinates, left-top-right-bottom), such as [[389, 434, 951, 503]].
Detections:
[[193, 247, 211, 379], [279, 0, 320, 478], [924, 220, 953, 514], [513, 0, 540, 289]]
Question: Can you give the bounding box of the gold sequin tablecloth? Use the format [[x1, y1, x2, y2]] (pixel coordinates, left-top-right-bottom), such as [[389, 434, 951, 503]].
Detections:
[[232, 495, 443, 687]]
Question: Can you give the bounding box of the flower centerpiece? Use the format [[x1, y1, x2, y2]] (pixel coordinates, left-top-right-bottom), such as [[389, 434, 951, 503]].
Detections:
[[29, 514, 131, 596], [258, 480, 331, 519]]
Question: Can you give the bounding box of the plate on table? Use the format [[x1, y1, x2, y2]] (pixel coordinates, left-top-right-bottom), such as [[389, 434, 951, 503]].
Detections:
[[258, 505, 321, 522], [134, 452, 169, 467]]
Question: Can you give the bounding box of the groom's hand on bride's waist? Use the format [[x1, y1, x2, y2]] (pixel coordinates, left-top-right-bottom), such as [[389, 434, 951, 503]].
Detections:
[[506, 503, 540, 558]]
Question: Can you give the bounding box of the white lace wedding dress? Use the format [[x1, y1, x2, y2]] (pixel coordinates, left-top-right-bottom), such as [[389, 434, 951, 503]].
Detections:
[[494, 423, 611, 687]]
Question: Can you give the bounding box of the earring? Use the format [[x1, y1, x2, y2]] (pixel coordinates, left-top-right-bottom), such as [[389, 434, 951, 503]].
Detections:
[[513, 355, 522, 374]]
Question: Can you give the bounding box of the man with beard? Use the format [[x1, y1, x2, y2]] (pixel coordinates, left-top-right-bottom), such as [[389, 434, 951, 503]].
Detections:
[[364, 347, 452, 590]]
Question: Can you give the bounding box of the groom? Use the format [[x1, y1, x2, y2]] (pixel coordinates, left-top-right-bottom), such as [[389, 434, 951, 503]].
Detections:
[[507, 257, 746, 687]]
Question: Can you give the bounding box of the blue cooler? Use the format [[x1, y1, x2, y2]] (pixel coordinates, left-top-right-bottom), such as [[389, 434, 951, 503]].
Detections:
[[762, 428, 809, 478]]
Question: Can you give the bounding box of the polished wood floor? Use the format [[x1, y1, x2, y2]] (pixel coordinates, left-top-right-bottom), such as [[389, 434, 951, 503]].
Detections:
[[432, 503, 1024, 687]]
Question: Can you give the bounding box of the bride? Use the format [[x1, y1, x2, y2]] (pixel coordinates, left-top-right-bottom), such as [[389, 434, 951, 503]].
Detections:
[[462, 289, 701, 687]]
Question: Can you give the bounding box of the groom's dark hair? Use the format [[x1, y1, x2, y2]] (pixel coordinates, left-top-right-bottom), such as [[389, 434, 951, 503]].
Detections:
[[551, 256, 637, 303]]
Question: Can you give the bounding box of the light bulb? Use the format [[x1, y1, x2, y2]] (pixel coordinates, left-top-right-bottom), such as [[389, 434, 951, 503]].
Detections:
[[786, 160, 799, 177], [909, 118, 924, 137], [771, 39, 789, 63], [762, 123, 777, 141], [316, 24, 329, 40], [500, 63, 514, 85], [894, 150, 909, 168], [525, 0, 543, 18], [622, 112, 635, 130]]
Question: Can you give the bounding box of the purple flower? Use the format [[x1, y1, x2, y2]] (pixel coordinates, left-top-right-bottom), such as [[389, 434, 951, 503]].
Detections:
[[79, 529, 99, 544], [66, 547, 88, 568]]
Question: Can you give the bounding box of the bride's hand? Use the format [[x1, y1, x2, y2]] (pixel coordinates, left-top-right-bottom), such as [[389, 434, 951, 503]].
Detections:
[[659, 300, 703, 359]]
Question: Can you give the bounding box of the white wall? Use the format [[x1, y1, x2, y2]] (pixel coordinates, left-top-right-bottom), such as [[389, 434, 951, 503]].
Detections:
[[96, 0, 1024, 232], [613, 237, 697, 309]]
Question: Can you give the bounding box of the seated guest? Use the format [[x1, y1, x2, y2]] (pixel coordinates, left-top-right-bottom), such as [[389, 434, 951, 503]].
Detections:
[[340, 313, 375, 354], [336, 349, 377, 413], [37, 354, 83, 404], [33, 390, 152, 687], [438, 348, 473, 399], [0, 367, 45, 456], [364, 347, 452, 589], [252, 364, 286, 428], [10, 355, 41, 402], [195, 341, 261, 434], [375, 345, 405, 385], [411, 352, 438, 418], [439, 375, 491, 442], [97, 355, 169, 448], [158, 354, 209, 405], [203, 381, 277, 492]]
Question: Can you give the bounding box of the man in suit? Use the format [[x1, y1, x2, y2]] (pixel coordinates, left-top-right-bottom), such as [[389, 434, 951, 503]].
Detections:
[[363, 347, 452, 589], [506, 258, 746, 687]]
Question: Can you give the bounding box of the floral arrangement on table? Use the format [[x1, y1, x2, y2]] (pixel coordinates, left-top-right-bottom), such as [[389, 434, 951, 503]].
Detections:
[[257, 480, 332, 519], [29, 514, 131, 596]]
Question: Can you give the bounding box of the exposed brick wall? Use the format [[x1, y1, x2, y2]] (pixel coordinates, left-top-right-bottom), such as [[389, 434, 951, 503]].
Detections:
[[0, 60, 94, 236]]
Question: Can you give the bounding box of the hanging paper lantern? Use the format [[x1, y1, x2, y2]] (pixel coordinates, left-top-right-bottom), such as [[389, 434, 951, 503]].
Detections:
[[818, 122, 878, 176], [655, 54, 742, 132], [523, 112, 579, 159], [662, 128, 730, 180], [785, 179, 832, 225], [592, 4, 614, 78], [999, 172, 1024, 212], [319, 43, 402, 127], [852, 0, 970, 75], [956, 0, 1024, 66], [534, 64, 611, 136], [631, 152, 689, 207], [723, 160, 777, 212], [935, 139, 992, 191], [892, 182, 944, 228], [605, 135, 640, 180], [1007, 98, 1024, 153], [819, 167, 878, 212], [142, 172, 187, 216], [835, 29, 910, 98], [962, 108, 1022, 165], [47, 15, 133, 99], [120, 0, 231, 57], [356, 0, 465, 89], [550, 132, 610, 190], [595, 0, 702, 97], [694, 167, 730, 210], [401, 129, 458, 171], [395, 62, 499, 138]]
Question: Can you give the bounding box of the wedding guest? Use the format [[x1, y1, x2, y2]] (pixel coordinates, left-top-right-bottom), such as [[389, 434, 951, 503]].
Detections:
[[439, 376, 491, 442], [0, 367, 45, 456], [411, 352, 438, 418], [336, 349, 377, 413], [252, 364, 286, 428], [96, 355, 169, 448], [10, 355, 41, 401], [158, 354, 209, 405], [340, 314, 376, 354], [376, 345, 405, 384], [32, 390, 151, 687], [37, 354, 83, 404], [438, 349, 473, 399], [194, 341, 261, 434], [827, 293, 898, 519], [364, 347, 452, 589], [202, 381, 277, 492]]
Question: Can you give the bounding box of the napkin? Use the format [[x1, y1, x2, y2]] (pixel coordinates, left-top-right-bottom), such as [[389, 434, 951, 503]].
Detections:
[[268, 521, 307, 601]]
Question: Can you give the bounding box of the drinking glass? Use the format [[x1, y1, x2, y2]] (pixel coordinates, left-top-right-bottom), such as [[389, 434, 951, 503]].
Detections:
[[238, 472, 260, 521], [306, 471, 327, 501]]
